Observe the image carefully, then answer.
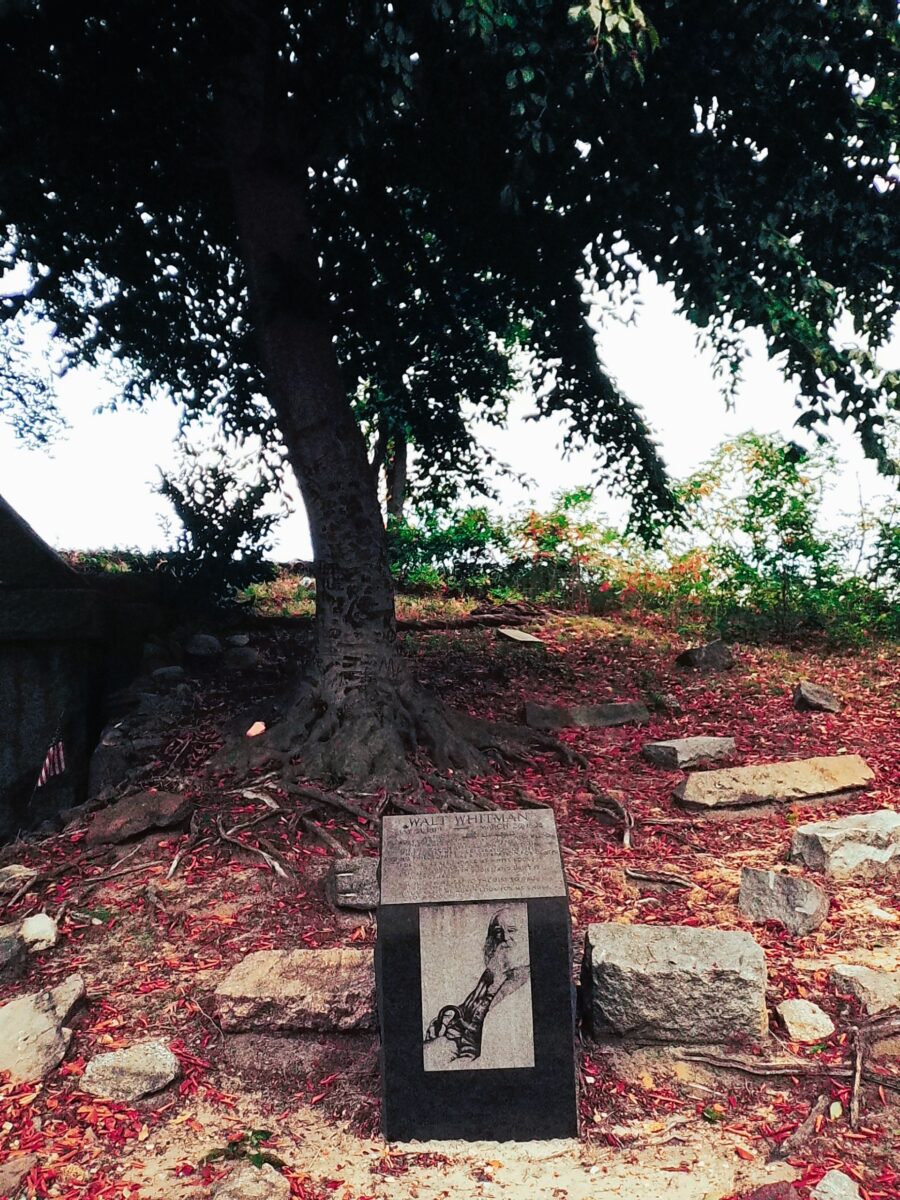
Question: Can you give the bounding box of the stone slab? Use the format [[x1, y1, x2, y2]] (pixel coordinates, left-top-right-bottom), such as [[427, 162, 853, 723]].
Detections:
[[790, 809, 900, 879], [676, 755, 873, 809], [582, 923, 768, 1043], [214, 947, 375, 1032], [524, 700, 650, 731], [380, 809, 566, 905], [738, 868, 829, 936], [497, 627, 544, 644], [642, 736, 735, 769]]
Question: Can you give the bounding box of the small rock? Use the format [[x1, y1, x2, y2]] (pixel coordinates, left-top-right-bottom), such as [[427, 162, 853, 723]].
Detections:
[[18, 913, 59, 952], [497, 627, 543, 644], [85, 791, 194, 847], [677, 755, 873, 810], [811, 1170, 861, 1200], [81, 1039, 180, 1101], [0, 1154, 38, 1196], [212, 1162, 291, 1200], [151, 665, 186, 687], [790, 809, 900, 879], [0, 865, 37, 895], [793, 680, 842, 714], [642, 736, 735, 769], [222, 645, 260, 672], [226, 633, 250, 647], [524, 700, 650, 731], [0, 928, 26, 982], [214, 947, 375, 1033], [831, 964, 900, 1015], [581, 923, 768, 1043], [184, 632, 223, 657], [327, 858, 379, 910], [738, 868, 829, 936], [675, 639, 735, 671], [776, 999, 835, 1043], [0, 973, 85, 1081]]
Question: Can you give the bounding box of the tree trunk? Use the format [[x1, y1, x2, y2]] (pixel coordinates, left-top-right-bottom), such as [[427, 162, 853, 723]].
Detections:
[[386, 436, 408, 522]]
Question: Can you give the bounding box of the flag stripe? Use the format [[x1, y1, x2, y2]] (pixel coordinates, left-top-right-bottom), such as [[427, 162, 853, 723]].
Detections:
[[36, 741, 66, 787]]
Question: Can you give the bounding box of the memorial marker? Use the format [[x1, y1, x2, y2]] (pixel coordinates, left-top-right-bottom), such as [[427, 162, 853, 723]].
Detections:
[[377, 809, 578, 1141]]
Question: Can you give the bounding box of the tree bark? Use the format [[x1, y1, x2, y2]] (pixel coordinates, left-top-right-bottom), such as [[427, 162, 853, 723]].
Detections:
[[385, 436, 408, 522]]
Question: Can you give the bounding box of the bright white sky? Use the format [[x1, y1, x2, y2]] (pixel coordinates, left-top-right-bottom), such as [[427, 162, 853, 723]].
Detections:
[[1, 272, 897, 559]]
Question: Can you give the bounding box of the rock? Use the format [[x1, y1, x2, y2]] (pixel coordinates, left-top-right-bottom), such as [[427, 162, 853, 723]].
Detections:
[[0, 973, 85, 1081], [497, 627, 543, 644], [0, 865, 38, 895], [18, 912, 59, 952], [776, 999, 834, 1043], [811, 1170, 861, 1200], [222, 645, 260, 672], [790, 810, 900, 879], [676, 755, 873, 810], [214, 947, 375, 1032], [0, 1154, 38, 1197], [183, 632, 222, 657], [151, 665, 186, 687], [742, 1186, 801, 1200], [831, 964, 900, 1014], [81, 1039, 180, 1101], [581, 923, 767, 1043], [328, 857, 379, 910], [642, 736, 736, 769], [524, 700, 650, 731], [793, 681, 842, 714], [0, 928, 26, 982], [675, 639, 735, 671], [226, 633, 250, 647], [738, 868, 829, 936], [212, 1162, 291, 1200], [84, 790, 194, 847]]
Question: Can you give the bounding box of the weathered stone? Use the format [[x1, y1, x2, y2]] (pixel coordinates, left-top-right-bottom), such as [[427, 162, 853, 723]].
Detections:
[[212, 1162, 291, 1200], [214, 947, 375, 1032], [222, 645, 260, 672], [811, 1171, 861, 1200], [497, 627, 543, 644], [676, 755, 873, 809], [84, 791, 193, 847], [776, 999, 834, 1043], [18, 912, 59, 952], [675, 639, 735, 671], [151, 665, 186, 686], [793, 681, 842, 714], [582, 923, 768, 1043], [0, 928, 26, 981], [81, 1039, 180, 1101], [226, 633, 250, 647], [642, 736, 735, 770], [0, 865, 38, 895], [524, 700, 650, 731], [328, 857, 379, 910], [183, 632, 222, 657], [790, 810, 900, 879], [738, 868, 829, 936], [831, 964, 900, 1014], [0, 1154, 38, 1197], [0, 973, 85, 1081]]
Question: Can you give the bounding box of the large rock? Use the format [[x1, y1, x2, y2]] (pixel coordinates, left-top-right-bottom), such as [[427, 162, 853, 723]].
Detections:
[[214, 947, 375, 1032], [675, 640, 735, 671], [738, 868, 829, 936], [212, 1162, 291, 1200], [0, 974, 85, 1081], [790, 810, 900, 879], [84, 790, 193, 846], [811, 1171, 861, 1200], [184, 632, 222, 658], [19, 912, 59, 951], [831, 964, 900, 1014], [327, 858, 379, 910], [81, 1039, 180, 1101], [793, 681, 841, 714], [524, 700, 650, 731], [676, 755, 873, 810], [222, 645, 260, 672], [776, 999, 834, 1043], [581, 923, 767, 1043], [0, 864, 38, 895], [642, 736, 735, 770]]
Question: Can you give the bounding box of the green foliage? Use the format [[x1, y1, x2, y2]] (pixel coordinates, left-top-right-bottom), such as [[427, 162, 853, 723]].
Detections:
[[200, 1129, 285, 1171], [388, 507, 510, 592]]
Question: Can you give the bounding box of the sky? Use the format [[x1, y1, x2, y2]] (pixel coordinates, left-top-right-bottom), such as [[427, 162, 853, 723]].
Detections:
[[0, 271, 897, 560]]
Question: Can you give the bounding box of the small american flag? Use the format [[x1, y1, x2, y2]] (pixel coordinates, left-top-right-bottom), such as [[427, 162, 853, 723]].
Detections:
[[36, 741, 66, 787]]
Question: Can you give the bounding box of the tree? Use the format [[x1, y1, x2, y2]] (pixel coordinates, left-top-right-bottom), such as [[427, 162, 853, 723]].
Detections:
[[1, 1, 897, 787]]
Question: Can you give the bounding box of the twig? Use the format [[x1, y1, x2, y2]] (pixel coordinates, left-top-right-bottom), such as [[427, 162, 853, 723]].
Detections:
[[587, 782, 634, 849], [850, 1026, 864, 1130], [770, 1093, 828, 1160], [284, 783, 379, 842], [676, 1050, 900, 1095], [216, 814, 291, 879], [624, 867, 694, 889], [167, 835, 212, 880], [300, 816, 350, 857]]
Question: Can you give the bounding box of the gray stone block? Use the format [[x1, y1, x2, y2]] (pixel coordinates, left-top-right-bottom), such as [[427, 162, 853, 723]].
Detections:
[[793, 680, 842, 713], [675, 640, 735, 671], [582, 923, 768, 1043], [831, 964, 900, 1014], [524, 700, 650, 731], [328, 857, 379, 910], [81, 1039, 180, 1101], [790, 810, 900, 879], [642, 736, 735, 769], [738, 867, 829, 935]]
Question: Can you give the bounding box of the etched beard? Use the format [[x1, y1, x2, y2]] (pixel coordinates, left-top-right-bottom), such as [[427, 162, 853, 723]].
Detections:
[[424, 906, 530, 1062]]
